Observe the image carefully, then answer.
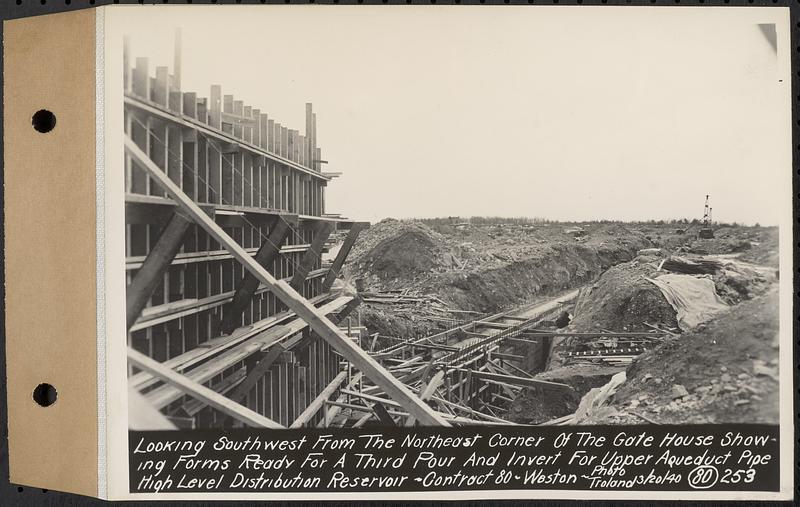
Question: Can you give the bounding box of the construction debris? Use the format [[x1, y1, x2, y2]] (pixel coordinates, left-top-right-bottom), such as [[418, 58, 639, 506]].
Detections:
[[671, 384, 689, 399]]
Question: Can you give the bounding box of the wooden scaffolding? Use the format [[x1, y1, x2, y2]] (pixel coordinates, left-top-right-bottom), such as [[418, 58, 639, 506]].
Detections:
[[123, 35, 447, 429]]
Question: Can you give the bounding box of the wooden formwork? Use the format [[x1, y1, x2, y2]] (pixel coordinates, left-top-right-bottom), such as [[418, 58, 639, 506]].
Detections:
[[123, 37, 361, 429]]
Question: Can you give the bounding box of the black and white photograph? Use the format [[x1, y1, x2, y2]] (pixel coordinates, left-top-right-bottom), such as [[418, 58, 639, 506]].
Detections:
[[2, 2, 795, 502], [104, 4, 792, 500]]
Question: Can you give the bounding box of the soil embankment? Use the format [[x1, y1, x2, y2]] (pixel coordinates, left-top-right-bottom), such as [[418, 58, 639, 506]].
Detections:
[[599, 288, 780, 424], [345, 219, 651, 338], [506, 232, 778, 424]]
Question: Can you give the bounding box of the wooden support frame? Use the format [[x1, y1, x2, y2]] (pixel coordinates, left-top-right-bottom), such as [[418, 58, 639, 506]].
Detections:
[[491, 352, 525, 362], [128, 292, 334, 391], [339, 389, 401, 408], [145, 296, 351, 410], [322, 222, 367, 292], [125, 211, 192, 330], [128, 348, 283, 428], [126, 137, 449, 426], [125, 94, 330, 183]]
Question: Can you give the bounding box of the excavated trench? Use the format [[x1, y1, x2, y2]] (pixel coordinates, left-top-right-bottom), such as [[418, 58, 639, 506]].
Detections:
[[342, 221, 779, 425], [356, 239, 652, 343]]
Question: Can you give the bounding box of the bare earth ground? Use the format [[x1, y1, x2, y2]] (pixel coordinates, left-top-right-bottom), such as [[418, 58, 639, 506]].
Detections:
[[599, 288, 779, 425], [342, 219, 780, 424]]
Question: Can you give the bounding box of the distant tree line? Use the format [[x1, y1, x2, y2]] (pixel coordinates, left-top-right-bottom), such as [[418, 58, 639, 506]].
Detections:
[[413, 216, 760, 228]]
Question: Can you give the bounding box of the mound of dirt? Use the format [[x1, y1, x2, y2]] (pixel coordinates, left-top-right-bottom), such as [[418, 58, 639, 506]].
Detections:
[[597, 287, 780, 424], [544, 251, 777, 380], [737, 227, 779, 267], [562, 254, 775, 337], [646, 225, 778, 267], [569, 261, 678, 333], [347, 219, 454, 283], [711, 259, 776, 305]]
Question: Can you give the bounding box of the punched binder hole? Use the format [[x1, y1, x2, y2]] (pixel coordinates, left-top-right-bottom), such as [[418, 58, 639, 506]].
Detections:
[[31, 110, 56, 133], [32, 383, 57, 407]]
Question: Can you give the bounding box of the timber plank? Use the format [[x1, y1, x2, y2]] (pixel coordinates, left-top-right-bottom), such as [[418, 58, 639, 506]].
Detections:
[[128, 348, 282, 428]]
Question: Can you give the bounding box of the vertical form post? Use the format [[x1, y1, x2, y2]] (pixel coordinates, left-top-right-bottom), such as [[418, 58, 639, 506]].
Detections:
[[154, 66, 168, 107], [182, 92, 197, 119], [244, 106, 253, 144], [253, 109, 261, 148], [123, 36, 131, 93], [311, 112, 317, 171], [209, 85, 222, 130], [266, 118, 275, 153], [281, 126, 289, 159], [233, 100, 244, 139], [133, 57, 150, 100], [290, 222, 334, 292], [305, 103, 314, 169], [173, 28, 182, 91], [299, 136, 306, 168], [260, 114, 269, 149]]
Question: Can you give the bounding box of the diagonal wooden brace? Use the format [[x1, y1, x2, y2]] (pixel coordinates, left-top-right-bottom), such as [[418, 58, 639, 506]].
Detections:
[[290, 221, 334, 292], [322, 222, 367, 292], [226, 343, 286, 407], [126, 211, 192, 331], [220, 215, 293, 335], [290, 370, 348, 428]]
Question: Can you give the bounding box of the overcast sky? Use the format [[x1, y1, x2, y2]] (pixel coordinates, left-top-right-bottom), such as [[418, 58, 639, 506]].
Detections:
[[110, 6, 790, 225]]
